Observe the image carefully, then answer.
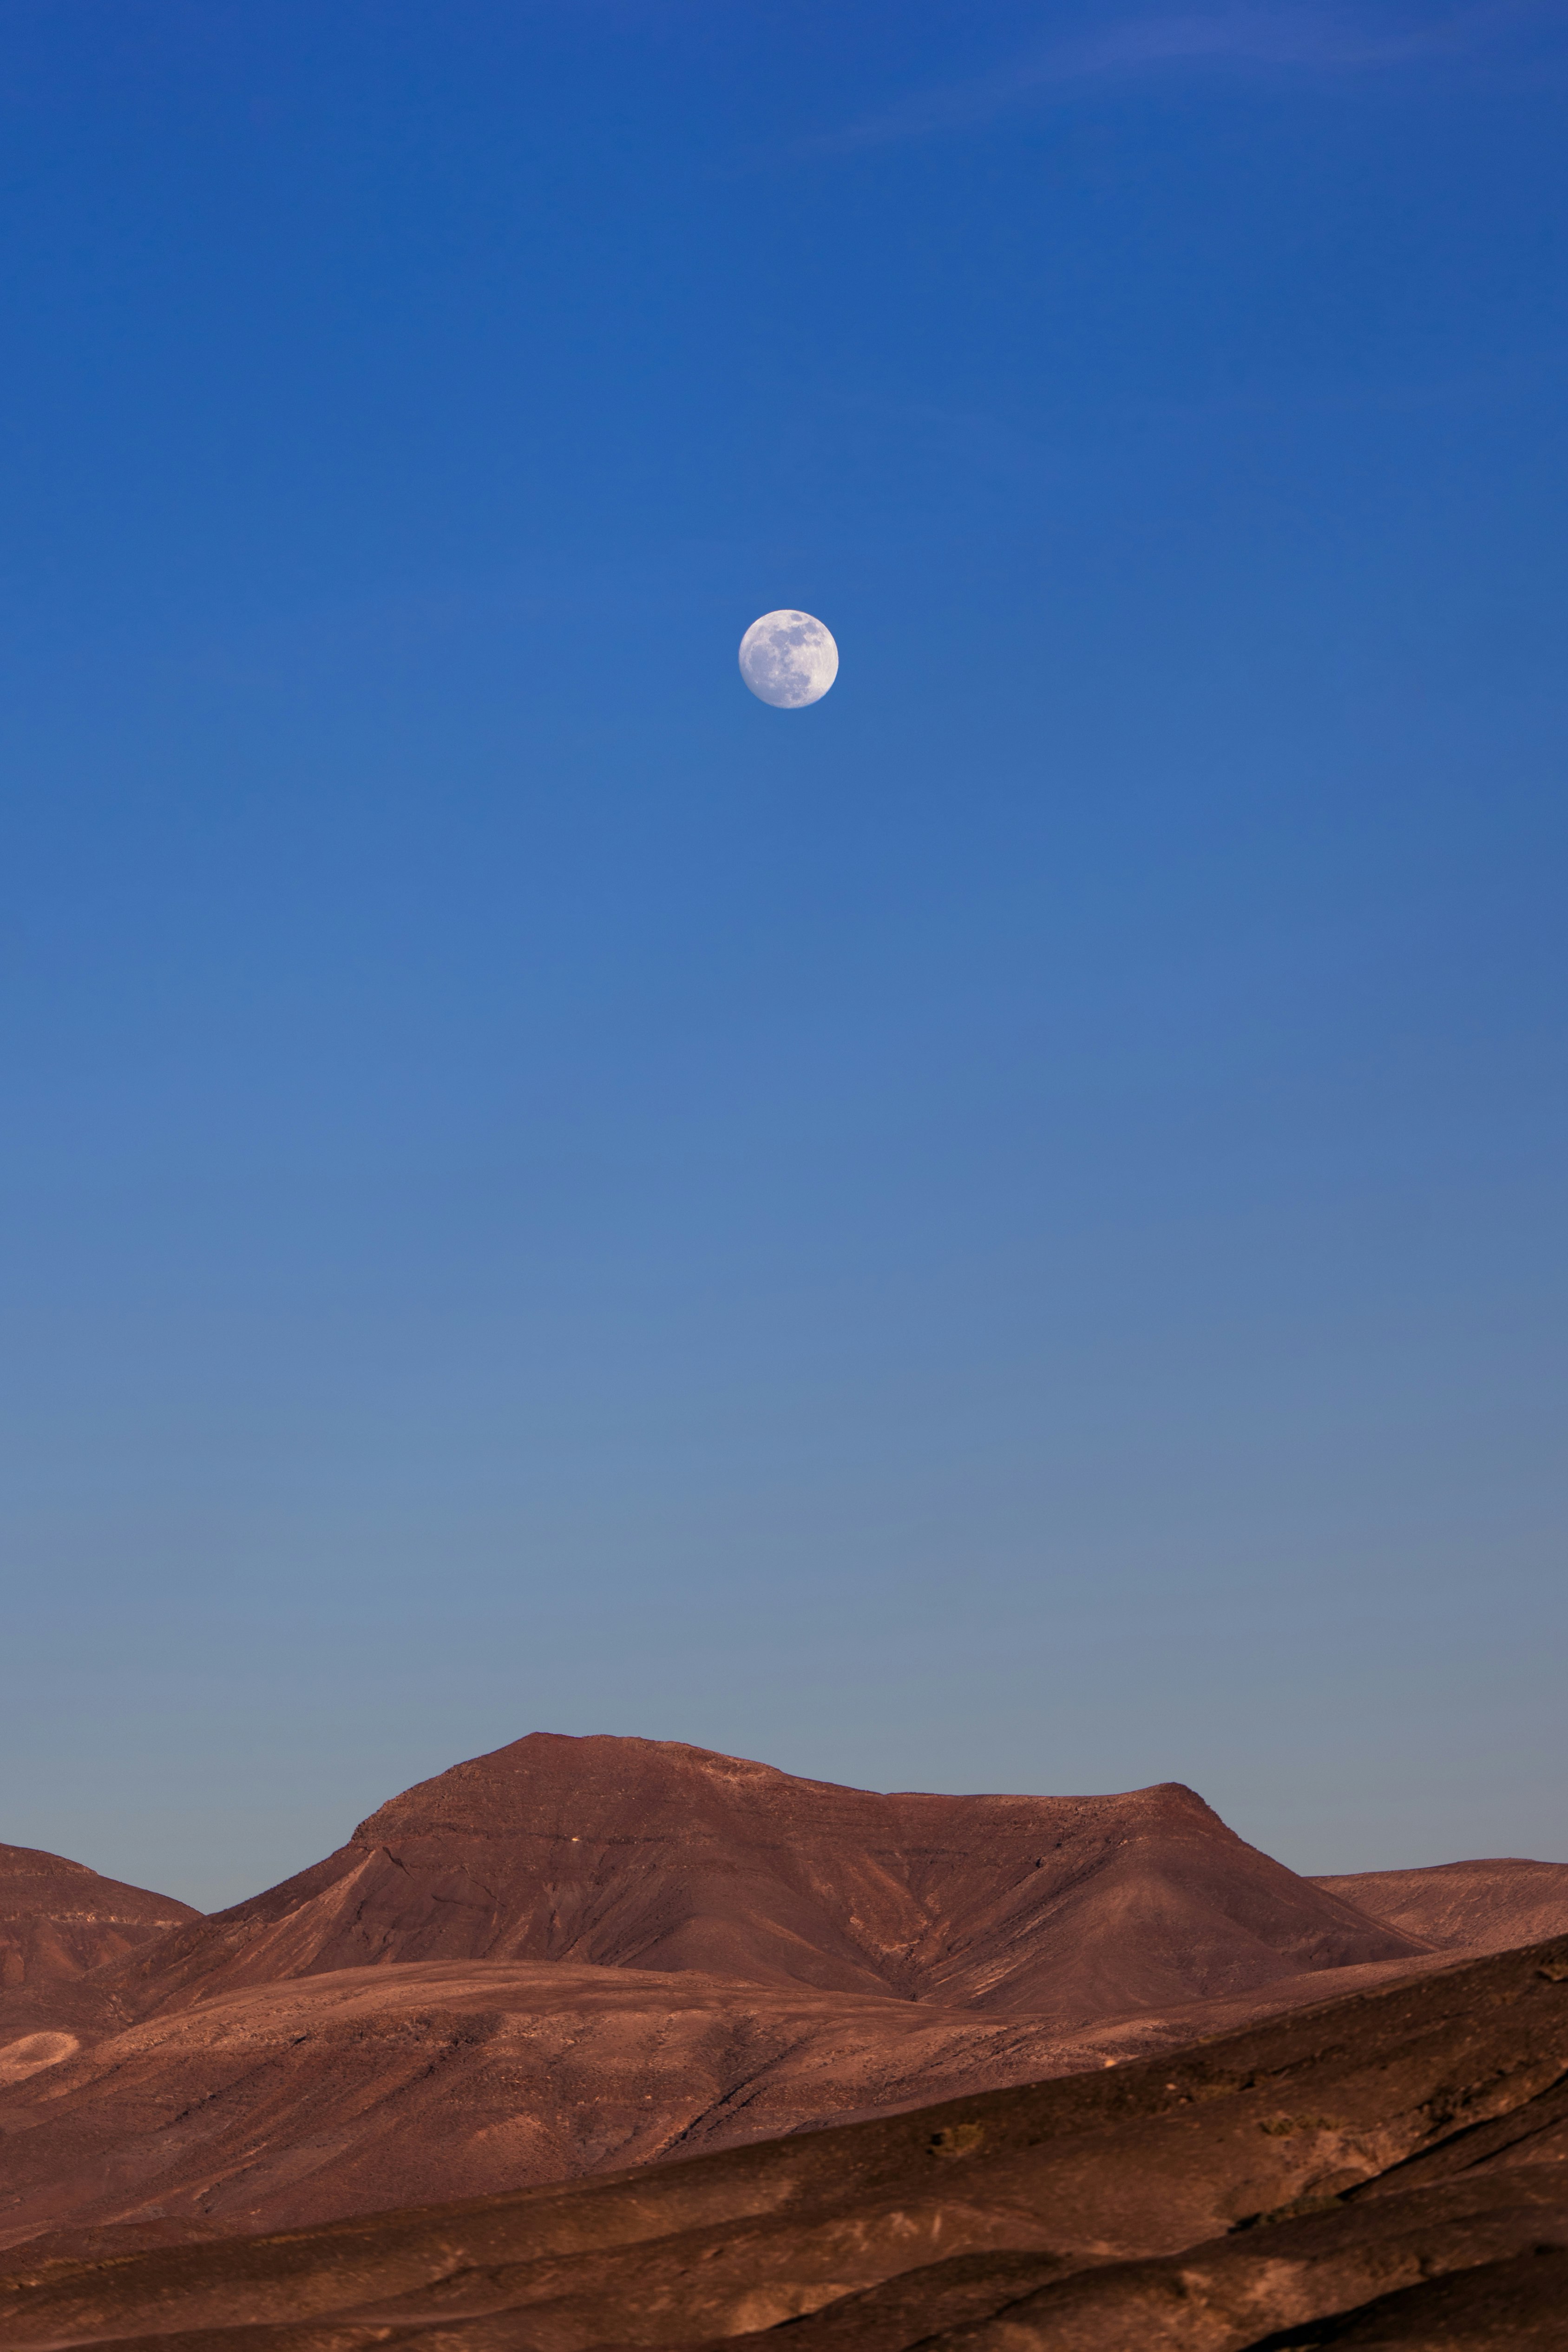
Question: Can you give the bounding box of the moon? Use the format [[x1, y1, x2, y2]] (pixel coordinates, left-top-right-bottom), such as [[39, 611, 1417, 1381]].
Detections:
[[738, 610, 839, 708]]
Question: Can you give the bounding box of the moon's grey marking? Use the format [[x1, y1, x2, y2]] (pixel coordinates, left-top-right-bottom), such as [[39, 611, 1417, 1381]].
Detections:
[[738, 611, 839, 708]]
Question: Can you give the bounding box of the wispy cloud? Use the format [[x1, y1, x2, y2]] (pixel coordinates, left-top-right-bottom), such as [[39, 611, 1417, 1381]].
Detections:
[[808, 5, 1530, 153]]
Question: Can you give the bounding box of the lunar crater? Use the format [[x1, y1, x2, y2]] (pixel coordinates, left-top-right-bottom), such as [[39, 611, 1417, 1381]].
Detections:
[[738, 610, 838, 708]]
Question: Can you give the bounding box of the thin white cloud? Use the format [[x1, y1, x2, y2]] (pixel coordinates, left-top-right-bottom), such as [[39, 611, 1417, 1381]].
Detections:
[[808, 5, 1532, 153]]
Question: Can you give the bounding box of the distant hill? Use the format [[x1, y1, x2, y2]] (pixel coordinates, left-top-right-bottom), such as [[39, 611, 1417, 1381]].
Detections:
[[0, 1844, 197, 1995], [107, 1733, 1425, 2024], [1312, 1856, 1568, 1953]]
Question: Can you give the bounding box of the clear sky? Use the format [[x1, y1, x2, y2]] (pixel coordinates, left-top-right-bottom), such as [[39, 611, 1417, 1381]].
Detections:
[[2, 2, 1564, 1911]]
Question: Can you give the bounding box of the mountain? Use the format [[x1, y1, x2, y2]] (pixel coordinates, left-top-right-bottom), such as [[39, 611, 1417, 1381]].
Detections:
[[6, 1932, 1565, 2351], [0, 1735, 1448, 2248], [1312, 1856, 1568, 1954], [105, 1734, 1426, 2024], [0, 1843, 197, 2008]]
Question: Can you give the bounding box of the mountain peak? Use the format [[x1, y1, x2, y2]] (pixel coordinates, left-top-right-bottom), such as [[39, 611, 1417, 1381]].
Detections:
[[99, 1731, 1423, 2025]]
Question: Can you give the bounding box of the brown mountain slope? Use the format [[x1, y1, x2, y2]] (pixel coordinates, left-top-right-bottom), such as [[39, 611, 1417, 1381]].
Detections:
[[104, 1734, 1426, 2026], [5, 1934, 1564, 2352], [0, 1947, 1458, 2250], [1312, 1856, 1568, 1954], [0, 1959, 1092, 2248], [0, 1740, 1443, 2254], [0, 1844, 197, 2007]]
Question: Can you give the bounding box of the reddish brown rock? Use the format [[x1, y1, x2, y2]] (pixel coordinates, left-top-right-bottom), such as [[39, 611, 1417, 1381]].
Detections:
[[0, 1948, 1461, 2249], [108, 1735, 1427, 2025], [0, 1844, 197, 1997], [3, 1934, 1564, 2352], [1312, 1856, 1568, 1954], [0, 1737, 1449, 2252]]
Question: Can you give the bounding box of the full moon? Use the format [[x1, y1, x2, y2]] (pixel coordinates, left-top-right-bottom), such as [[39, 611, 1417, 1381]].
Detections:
[[738, 610, 839, 708]]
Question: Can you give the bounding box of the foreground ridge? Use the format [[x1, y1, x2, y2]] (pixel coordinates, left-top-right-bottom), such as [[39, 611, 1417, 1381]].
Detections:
[[4, 1932, 1566, 2350]]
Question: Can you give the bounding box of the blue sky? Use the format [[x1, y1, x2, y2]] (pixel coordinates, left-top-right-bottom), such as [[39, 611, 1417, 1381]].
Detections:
[[2, 2, 1564, 1908]]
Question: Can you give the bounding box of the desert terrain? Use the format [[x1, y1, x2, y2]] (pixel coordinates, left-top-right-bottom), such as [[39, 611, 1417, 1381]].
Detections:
[[2, 1734, 1565, 2345], [4, 1933, 1566, 2349]]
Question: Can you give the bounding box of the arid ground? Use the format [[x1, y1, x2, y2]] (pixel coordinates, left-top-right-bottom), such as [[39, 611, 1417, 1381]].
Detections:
[[3, 1735, 1565, 2346]]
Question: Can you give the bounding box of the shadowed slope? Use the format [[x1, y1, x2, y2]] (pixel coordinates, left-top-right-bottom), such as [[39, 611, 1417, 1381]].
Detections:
[[4, 1935, 1564, 2352], [1312, 1858, 1568, 1955], [105, 1734, 1425, 2025]]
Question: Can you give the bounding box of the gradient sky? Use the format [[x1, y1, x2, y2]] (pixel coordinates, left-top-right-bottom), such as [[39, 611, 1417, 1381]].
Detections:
[[2, 1, 1565, 1911]]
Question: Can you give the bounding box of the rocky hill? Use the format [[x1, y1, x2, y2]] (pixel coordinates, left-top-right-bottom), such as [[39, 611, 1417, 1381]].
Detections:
[[1312, 1855, 1568, 1954], [6, 1736, 1561, 2262], [107, 1734, 1426, 2024], [0, 1843, 197, 1997]]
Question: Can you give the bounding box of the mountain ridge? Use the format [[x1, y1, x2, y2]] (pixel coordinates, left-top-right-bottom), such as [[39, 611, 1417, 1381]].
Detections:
[[7, 1734, 1561, 2266], [101, 1734, 1426, 2027]]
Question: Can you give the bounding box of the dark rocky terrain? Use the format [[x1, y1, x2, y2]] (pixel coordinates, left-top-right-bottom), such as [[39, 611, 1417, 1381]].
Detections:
[[4, 1932, 1564, 2349]]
